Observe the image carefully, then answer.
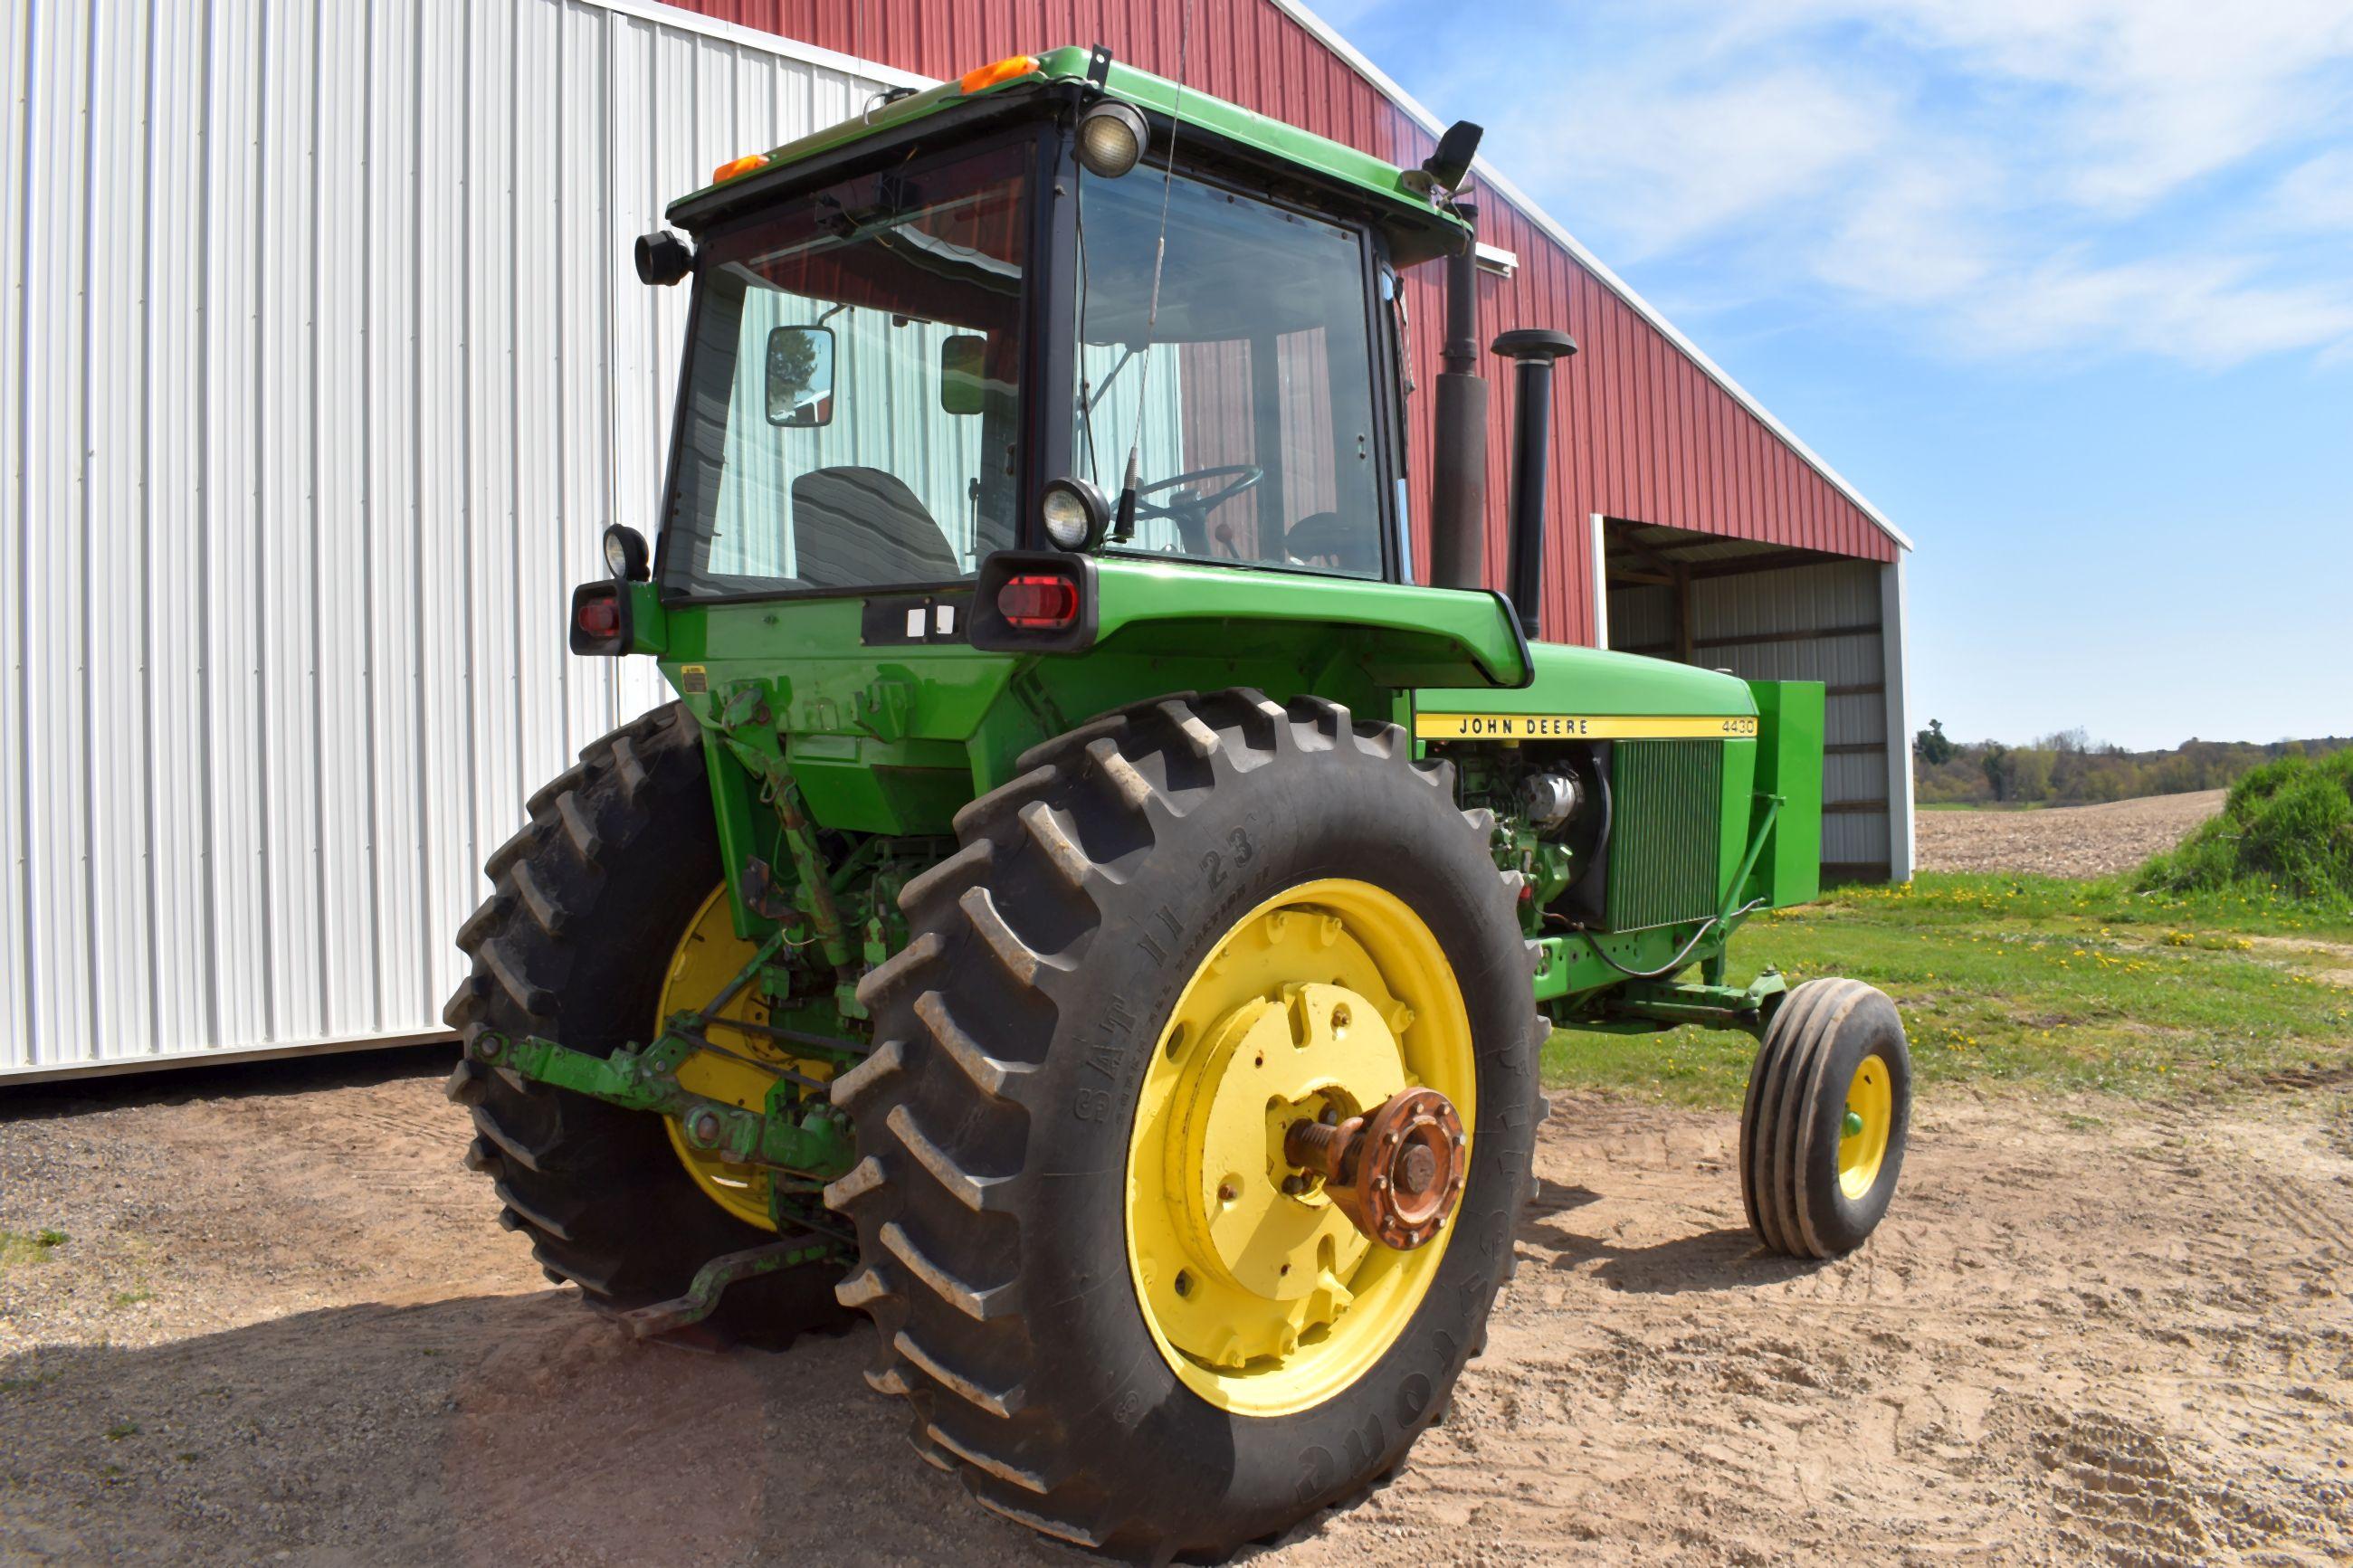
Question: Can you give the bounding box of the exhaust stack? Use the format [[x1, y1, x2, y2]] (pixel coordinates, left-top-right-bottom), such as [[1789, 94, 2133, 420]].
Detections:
[[1427, 212, 1489, 592], [1418, 121, 1487, 593], [1491, 328, 1578, 640]]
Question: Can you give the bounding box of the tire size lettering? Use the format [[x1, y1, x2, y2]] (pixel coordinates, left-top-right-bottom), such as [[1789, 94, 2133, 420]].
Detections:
[[1202, 829, 1256, 891]]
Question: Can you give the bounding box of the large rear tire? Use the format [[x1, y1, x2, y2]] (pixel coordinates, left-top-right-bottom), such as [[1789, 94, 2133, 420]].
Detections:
[[443, 702, 851, 1344], [825, 690, 1543, 1561]]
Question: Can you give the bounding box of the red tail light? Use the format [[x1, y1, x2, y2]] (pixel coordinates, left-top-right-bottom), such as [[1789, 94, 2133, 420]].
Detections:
[[576, 593, 621, 641], [997, 574, 1079, 629]]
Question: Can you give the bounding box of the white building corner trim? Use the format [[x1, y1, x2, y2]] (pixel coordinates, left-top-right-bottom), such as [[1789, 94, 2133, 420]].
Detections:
[[1586, 514, 1610, 649], [1881, 559, 1916, 882]]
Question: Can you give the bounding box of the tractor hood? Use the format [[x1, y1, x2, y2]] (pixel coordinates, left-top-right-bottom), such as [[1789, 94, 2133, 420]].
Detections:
[[1413, 643, 1758, 743]]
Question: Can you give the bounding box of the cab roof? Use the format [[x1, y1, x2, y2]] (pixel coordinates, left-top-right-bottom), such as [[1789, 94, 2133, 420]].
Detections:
[[666, 44, 1472, 265]]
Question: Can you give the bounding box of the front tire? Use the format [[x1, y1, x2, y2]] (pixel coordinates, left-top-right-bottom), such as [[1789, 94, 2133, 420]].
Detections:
[[825, 690, 1543, 1561], [1739, 977, 1911, 1258]]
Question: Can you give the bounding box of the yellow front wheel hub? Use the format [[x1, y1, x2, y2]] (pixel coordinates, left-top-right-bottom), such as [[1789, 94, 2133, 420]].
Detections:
[[1837, 1052, 1893, 1199], [1127, 879, 1476, 1417], [658, 885, 832, 1230]]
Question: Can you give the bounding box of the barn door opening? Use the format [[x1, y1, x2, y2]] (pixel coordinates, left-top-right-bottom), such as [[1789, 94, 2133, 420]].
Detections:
[[1599, 519, 1895, 884]]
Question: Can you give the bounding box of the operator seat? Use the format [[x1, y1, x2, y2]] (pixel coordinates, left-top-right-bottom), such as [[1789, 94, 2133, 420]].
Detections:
[[1284, 511, 1378, 575], [791, 466, 962, 585]]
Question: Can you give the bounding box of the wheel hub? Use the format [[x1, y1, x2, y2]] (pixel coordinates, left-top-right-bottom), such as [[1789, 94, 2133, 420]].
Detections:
[[1282, 1087, 1467, 1250], [1837, 1052, 1893, 1200]]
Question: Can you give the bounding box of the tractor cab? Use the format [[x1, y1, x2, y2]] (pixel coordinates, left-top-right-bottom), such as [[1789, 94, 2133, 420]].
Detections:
[[621, 47, 1472, 619]]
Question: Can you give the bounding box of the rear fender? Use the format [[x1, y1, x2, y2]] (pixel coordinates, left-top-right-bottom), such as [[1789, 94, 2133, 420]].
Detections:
[[974, 552, 1533, 690]]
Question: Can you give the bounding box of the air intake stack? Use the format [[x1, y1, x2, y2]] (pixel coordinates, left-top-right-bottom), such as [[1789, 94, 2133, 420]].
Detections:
[[1490, 328, 1578, 639]]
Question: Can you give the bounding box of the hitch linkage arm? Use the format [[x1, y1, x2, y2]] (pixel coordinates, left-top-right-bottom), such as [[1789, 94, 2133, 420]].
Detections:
[[464, 1030, 855, 1179]]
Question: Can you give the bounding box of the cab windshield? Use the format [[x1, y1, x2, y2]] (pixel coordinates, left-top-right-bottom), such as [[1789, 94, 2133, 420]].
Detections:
[[660, 138, 1032, 599], [1074, 166, 1386, 577]]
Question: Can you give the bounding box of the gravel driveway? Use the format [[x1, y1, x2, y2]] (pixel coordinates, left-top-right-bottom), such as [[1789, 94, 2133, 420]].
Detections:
[[5, 1051, 2348, 1565]]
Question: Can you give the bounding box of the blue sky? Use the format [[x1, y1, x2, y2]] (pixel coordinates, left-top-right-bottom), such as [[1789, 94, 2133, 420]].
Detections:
[[1319, 0, 2353, 751]]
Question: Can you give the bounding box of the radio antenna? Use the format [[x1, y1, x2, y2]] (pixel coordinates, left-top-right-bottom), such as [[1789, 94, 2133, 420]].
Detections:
[[1111, 0, 1196, 541]]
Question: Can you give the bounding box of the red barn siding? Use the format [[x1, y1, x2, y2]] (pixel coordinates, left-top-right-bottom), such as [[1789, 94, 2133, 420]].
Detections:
[[669, 0, 1899, 641]]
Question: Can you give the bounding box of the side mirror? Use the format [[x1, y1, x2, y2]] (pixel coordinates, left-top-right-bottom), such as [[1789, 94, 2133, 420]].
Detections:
[[940, 333, 988, 415], [766, 325, 835, 426]]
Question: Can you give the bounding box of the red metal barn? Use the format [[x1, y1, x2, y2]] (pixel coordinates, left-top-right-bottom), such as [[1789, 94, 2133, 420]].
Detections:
[[677, 0, 1917, 885], [0, 0, 1908, 1081]]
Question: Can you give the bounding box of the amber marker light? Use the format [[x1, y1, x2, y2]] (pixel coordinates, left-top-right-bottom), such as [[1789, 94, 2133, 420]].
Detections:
[[710, 152, 770, 184], [958, 54, 1038, 94]]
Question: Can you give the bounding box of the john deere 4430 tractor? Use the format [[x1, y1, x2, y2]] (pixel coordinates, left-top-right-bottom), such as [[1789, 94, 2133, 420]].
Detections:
[[445, 44, 1910, 1561]]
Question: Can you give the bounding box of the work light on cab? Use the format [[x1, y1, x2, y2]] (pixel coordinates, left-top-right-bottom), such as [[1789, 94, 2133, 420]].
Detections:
[[1077, 100, 1148, 177], [1039, 476, 1110, 550], [603, 524, 651, 582]]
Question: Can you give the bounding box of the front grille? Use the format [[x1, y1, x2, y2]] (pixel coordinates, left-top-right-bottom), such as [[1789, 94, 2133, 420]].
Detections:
[[1604, 741, 1724, 932]]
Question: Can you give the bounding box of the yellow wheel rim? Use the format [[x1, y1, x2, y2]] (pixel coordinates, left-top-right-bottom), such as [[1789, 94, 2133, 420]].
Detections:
[[657, 884, 833, 1230], [1125, 879, 1476, 1418], [1837, 1053, 1893, 1200]]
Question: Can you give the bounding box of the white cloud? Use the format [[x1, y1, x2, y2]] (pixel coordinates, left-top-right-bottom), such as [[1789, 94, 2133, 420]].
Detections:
[[2273, 148, 2353, 232], [1491, 65, 1894, 258], [1959, 254, 2353, 364], [1777, 0, 2353, 210], [1420, 0, 2353, 366]]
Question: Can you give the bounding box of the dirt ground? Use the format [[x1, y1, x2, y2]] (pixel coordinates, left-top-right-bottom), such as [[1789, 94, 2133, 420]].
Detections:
[[4, 1052, 2348, 1566], [1915, 790, 2226, 878]]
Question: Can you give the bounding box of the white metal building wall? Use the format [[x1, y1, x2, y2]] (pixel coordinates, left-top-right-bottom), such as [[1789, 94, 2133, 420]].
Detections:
[[0, 0, 926, 1079]]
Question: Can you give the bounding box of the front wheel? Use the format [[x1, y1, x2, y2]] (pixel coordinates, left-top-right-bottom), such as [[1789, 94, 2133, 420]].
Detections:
[[1739, 977, 1912, 1258], [824, 690, 1544, 1561]]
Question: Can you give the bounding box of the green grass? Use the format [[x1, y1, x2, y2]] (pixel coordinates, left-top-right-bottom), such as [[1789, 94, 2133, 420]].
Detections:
[[0, 1229, 69, 1269], [1544, 871, 2353, 1107]]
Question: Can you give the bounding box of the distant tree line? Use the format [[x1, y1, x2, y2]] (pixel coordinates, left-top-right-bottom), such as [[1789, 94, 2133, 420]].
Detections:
[[1911, 722, 2352, 806]]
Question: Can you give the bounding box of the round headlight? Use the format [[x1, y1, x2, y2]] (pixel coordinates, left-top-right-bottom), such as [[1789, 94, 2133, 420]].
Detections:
[[1039, 477, 1109, 552], [603, 524, 651, 582], [1077, 101, 1148, 179]]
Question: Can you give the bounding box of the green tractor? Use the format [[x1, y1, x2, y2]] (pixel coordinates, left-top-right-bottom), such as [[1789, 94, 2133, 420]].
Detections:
[[445, 44, 1910, 1561]]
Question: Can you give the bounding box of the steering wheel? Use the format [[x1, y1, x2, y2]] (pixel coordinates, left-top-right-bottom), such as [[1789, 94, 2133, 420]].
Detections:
[[1130, 464, 1266, 555]]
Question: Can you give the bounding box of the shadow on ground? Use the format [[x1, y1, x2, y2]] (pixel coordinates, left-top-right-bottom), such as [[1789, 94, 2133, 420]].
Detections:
[[0, 1041, 460, 1123], [0, 1291, 1080, 1568], [1516, 1207, 1827, 1295]]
